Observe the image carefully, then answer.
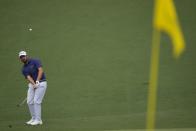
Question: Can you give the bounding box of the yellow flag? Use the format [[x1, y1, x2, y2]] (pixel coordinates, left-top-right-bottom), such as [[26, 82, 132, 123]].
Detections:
[[154, 0, 185, 58]]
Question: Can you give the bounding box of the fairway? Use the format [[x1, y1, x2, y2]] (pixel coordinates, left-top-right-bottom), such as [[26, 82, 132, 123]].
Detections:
[[104, 128, 196, 131], [0, 0, 196, 131]]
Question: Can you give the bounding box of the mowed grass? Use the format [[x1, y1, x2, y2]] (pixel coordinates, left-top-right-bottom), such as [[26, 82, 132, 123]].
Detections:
[[104, 128, 196, 131], [0, 0, 196, 131]]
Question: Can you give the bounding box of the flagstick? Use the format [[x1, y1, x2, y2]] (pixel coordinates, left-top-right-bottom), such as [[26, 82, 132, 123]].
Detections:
[[146, 28, 161, 131]]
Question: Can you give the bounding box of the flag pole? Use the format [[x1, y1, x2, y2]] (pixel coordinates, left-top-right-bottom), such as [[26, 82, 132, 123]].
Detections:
[[146, 28, 161, 131]]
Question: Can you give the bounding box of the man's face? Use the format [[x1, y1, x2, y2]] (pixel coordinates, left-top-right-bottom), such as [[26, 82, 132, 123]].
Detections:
[[19, 55, 28, 63]]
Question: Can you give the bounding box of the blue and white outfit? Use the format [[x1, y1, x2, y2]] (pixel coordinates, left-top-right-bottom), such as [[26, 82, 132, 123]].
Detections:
[[22, 58, 47, 124]]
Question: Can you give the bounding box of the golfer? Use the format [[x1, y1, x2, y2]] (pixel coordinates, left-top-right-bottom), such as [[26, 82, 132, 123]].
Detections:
[[19, 51, 47, 125]]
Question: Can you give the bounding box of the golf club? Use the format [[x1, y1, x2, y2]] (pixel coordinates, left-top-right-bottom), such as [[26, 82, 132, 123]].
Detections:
[[17, 97, 27, 107]]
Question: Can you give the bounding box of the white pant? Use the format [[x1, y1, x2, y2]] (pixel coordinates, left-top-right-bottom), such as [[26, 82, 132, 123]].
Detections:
[[27, 82, 47, 121]]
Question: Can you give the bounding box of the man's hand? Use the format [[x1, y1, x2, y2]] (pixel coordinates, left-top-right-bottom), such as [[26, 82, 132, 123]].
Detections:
[[35, 80, 40, 88], [27, 76, 39, 89]]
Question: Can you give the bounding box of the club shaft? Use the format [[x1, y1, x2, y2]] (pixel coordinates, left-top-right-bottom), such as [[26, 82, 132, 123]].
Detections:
[[19, 98, 27, 106]]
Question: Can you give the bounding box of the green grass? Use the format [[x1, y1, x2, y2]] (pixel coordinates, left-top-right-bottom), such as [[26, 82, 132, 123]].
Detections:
[[104, 129, 196, 131], [0, 0, 196, 131]]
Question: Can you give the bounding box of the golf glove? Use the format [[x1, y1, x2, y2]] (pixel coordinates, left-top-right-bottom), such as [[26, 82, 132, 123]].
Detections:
[[35, 80, 40, 88]]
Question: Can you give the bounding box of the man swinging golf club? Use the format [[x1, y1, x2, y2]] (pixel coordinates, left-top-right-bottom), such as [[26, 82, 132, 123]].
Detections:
[[19, 51, 47, 126]]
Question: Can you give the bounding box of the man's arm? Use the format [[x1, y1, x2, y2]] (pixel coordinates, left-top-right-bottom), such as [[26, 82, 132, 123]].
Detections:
[[36, 67, 43, 82], [27, 75, 36, 88]]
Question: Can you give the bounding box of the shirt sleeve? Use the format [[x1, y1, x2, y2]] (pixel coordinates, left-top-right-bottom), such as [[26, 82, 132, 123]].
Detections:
[[22, 69, 29, 78], [34, 59, 42, 68]]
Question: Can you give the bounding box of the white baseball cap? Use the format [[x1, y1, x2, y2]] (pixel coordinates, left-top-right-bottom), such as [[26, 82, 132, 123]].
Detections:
[[19, 51, 27, 57]]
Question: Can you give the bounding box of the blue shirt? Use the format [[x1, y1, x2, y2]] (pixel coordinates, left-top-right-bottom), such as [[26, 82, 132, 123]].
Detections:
[[22, 58, 46, 82]]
